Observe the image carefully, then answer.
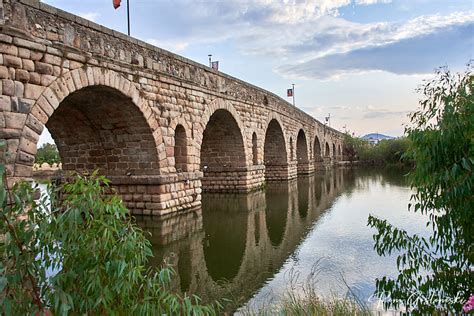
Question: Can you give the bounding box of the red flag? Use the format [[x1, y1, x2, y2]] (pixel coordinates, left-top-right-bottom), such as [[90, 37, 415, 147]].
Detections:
[[113, 0, 121, 9], [287, 88, 293, 97]]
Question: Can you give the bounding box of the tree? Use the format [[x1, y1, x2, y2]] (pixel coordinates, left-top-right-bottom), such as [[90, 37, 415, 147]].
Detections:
[[343, 132, 367, 162], [0, 168, 219, 315], [35, 143, 60, 167], [368, 65, 473, 313], [375, 138, 411, 164]]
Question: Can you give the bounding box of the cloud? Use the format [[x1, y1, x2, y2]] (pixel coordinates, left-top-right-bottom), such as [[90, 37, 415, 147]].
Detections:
[[120, 1, 472, 81], [276, 13, 474, 79], [79, 12, 99, 22], [134, 0, 400, 52], [307, 104, 409, 119], [363, 110, 408, 119], [355, 0, 391, 5], [260, 0, 352, 23]]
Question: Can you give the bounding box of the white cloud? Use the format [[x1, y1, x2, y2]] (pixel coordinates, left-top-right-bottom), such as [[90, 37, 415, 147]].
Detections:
[[133, 0, 394, 51], [260, 0, 352, 23], [355, 0, 391, 5], [272, 11, 473, 60], [109, 1, 472, 81], [79, 12, 100, 22], [275, 11, 474, 79]]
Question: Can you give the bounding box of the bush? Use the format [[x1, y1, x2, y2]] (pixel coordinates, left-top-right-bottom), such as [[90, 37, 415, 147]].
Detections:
[[343, 134, 411, 165], [368, 65, 473, 313], [0, 168, 219, 315], [343, 133, 367, 162]]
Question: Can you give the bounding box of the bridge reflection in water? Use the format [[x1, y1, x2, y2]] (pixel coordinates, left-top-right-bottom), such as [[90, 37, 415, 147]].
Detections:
[[134, 169, 346, 310]]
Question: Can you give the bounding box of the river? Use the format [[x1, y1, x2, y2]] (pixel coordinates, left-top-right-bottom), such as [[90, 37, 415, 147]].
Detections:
[[133, 167, 427, 313]]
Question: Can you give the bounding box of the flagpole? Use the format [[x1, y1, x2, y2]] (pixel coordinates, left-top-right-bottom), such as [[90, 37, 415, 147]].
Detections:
[[292, 83, 295, 106], [127, 0, 130, 36]]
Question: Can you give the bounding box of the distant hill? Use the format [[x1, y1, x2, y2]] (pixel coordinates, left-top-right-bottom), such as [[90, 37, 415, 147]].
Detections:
[[361, 133, 394, 141]]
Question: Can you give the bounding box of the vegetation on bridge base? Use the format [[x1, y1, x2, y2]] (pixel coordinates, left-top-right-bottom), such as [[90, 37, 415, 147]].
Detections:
[[0, 169, 220, 315], [368, 65, 473, 313]]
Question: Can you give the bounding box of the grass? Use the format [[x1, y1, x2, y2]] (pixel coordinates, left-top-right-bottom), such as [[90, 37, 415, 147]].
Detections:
[[239, 262, 373, 315], [241, 293, 371, 315]]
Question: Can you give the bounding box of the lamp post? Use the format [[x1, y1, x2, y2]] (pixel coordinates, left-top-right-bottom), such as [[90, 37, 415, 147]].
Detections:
[[127, 0, 130, 36]]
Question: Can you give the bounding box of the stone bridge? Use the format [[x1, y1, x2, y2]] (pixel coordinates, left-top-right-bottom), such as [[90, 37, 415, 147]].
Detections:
[[0, 0, 344, 215]]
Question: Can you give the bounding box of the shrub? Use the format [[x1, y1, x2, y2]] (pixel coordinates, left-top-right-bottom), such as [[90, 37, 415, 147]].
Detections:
[[0, 168, 218, 315], [368, 65, 473, 313], [344, 134, 411, 165]]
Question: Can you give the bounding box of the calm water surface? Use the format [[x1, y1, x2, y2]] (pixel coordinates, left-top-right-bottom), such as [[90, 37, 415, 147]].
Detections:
[[134, 168, 427, 312]]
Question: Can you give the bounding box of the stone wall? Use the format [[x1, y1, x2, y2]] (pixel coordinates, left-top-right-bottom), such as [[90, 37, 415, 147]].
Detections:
[[0, 0, 345, 215]]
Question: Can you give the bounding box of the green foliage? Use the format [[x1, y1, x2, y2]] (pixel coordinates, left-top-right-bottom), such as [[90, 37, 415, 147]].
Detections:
[[368, 65, 473, 313], [343, 133, 367, 162], [35, 143, 60, 167], [0, 169, 219, 315], [344, 133, 411, 165], [370, 138, 411, 164]]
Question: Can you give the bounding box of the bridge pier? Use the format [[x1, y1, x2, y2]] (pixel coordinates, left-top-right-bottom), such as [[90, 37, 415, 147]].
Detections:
[[92, 174, 201, 216], [296, 162, 313, 175], [201, 165, 265, 193]]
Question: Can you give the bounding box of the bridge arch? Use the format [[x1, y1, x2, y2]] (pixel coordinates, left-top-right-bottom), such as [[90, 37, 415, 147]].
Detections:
[[314, 135, 323, 162], [16, 67, 164, 178], [200, 108, 246, 166], [199, 102, 247, 191], [263, 118, 288, 181], [325, 142, 330, 158], [296, 129, 309, 175], [332, 143, 337, 159], [289, 137, 294, 161], [169, 118, 194, 172], [174, 124, 188, 172], [252, 132, 258, 165], [199, 99, 248, 160]]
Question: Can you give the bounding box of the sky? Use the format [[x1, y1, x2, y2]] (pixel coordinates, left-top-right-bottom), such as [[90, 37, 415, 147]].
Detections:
[[39, 0, 473, 144]]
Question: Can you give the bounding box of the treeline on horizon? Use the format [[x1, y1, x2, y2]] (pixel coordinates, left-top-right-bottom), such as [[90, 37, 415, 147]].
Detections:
[[343, 134, 412, 166]]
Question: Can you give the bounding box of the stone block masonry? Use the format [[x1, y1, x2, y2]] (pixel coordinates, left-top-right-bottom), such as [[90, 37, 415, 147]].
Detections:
[[0, 0, 344, 215]]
